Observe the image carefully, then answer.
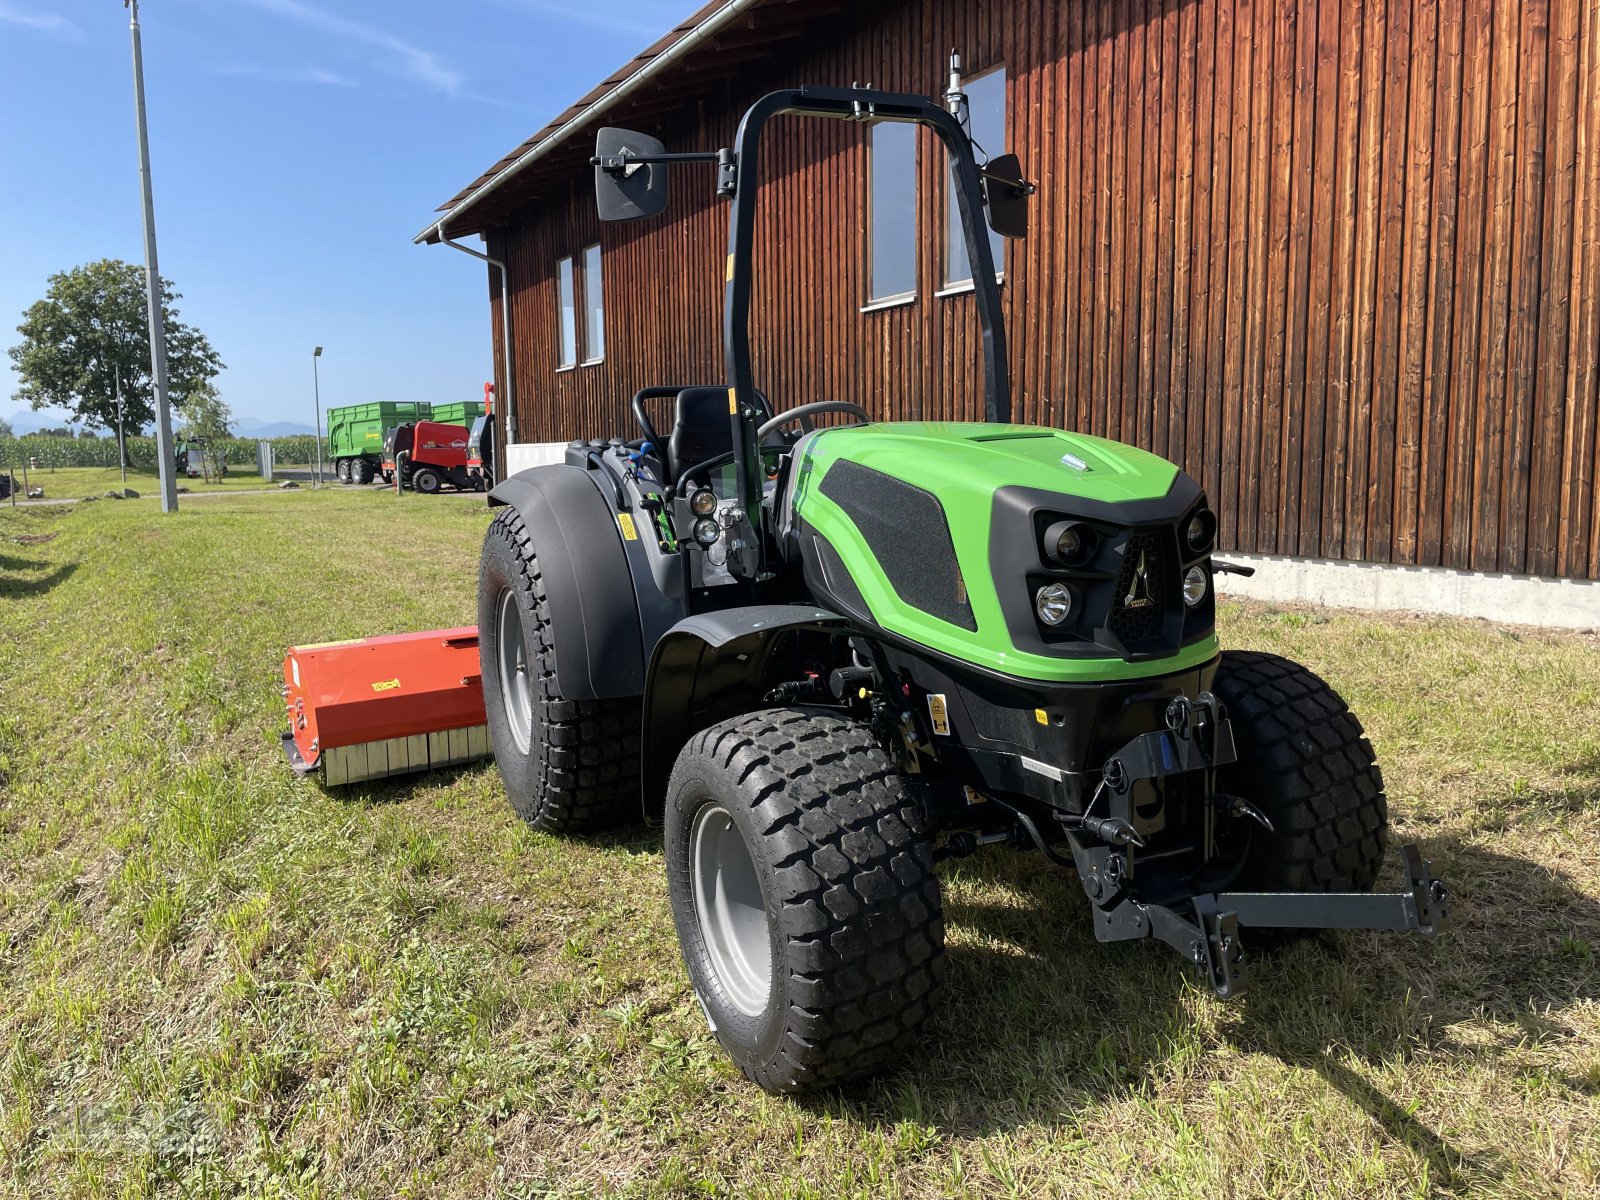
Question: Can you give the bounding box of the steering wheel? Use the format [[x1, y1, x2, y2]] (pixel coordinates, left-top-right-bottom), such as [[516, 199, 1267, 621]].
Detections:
[[756, 401, 871, 441]]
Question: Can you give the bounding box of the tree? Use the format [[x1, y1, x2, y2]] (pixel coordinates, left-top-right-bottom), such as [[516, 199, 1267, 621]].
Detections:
[[178, 381, 232, 439], [7, 260, 224, 457], [178, 381, 233, 480], [0, 417, 11, 439]]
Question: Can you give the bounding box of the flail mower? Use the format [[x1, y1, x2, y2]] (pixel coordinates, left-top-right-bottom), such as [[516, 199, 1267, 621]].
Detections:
[[285, 72, 1446, 1094]]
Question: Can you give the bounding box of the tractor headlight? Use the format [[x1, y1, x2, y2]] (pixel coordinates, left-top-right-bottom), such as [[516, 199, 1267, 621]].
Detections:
[[1185, 509, 1217, 553], [1034, 582, 1074, 626], [1043, 519, 1095, 566], [688, 488, 717, 517], [692, 517, 721, 546], [1183, 565, 1208, 608]]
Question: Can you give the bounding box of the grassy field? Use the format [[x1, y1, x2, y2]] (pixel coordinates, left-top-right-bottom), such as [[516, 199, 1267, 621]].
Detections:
[[1, 491, 1596, 1199], [7, 466, 273, 500]]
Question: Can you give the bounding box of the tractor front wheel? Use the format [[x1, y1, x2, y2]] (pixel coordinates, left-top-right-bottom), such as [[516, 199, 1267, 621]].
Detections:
[[664, 708, 945, 1094], [477, 507, 638, 833], [1211, 650, 1388, 895]]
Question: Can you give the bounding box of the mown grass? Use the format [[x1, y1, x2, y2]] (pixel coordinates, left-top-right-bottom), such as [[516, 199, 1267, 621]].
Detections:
[[7, 466, 271, 501], [0, 491, 1596, 1199]]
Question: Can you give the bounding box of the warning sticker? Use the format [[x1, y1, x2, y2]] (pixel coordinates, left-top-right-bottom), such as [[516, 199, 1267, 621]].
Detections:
[[617, 513, 639, 541], [371, 678, 401, 693], [926, 693, 951, 737]]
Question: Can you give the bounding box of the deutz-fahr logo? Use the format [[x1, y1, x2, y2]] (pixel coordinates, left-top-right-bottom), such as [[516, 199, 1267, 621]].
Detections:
[[1123, 550, 1155, 609]]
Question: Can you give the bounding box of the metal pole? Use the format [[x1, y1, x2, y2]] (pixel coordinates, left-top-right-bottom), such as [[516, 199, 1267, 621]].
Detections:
[[115, 363, 126, 486], [433, 227, 518, 447], [312, 346, 323, 487], [125, 0, 178, 513]]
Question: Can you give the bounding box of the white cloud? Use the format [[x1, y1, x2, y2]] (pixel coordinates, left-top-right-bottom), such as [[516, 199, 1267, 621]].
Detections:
[[497, 0, 672, 38], [214, 62, 359, 88], [237, 0, 465, 96], [0, 1, 86, 41]]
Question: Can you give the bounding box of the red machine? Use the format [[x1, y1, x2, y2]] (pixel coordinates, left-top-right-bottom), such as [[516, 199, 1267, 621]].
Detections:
[[383, 419, 482, 493], [282, 628, 489, 786]]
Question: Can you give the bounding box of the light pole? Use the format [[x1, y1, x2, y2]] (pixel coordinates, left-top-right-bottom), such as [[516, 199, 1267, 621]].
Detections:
[[114, 363, 126, 486], [124, 0, 178, 513], [312, 346, 324, 486]]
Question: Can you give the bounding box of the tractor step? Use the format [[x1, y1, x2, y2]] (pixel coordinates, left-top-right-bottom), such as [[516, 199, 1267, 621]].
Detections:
[[282, 627, 489, 786]]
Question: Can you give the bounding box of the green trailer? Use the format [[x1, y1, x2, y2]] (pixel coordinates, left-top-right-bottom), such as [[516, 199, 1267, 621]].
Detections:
[[428, 400, 486, 427], [327, 401, 431, 484]]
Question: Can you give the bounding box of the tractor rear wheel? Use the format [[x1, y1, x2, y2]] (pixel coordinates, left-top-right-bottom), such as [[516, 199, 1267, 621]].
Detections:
[[477, 507, 638, 833], [1211, 650, 1388, 895], [413, 467, 443, 494], [664, 708, 944, 1094]]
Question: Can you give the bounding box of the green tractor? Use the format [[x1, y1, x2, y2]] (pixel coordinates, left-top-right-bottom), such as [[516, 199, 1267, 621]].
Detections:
[[475, 80, 1447, 1094]]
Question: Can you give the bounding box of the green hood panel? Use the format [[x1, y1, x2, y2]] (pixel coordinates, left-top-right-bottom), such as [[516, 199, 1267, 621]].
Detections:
[[800, 423, 1182, 503], [789, 422, 1218, 683]]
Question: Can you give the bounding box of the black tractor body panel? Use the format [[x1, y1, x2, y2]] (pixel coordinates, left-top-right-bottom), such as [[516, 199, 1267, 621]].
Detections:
[[487, 465, 650, 700], [640, 605, 851, 819]]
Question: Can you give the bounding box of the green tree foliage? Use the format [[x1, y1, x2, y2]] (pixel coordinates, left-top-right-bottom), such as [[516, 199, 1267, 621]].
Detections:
[[0, 417, 11, 439], [177, 381, 233, 441], [7, 259, 223, 434]]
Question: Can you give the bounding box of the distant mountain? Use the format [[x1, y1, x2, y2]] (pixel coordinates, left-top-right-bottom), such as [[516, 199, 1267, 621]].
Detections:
[[234, 417, 317, 438], [4, 408, 87, 435]]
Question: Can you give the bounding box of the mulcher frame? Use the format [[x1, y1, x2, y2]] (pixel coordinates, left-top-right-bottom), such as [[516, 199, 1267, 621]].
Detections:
[[484, 82, 1452, 997]]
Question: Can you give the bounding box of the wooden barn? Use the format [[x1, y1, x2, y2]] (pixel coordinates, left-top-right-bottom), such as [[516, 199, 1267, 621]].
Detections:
[[419, 0, 1600, 587]]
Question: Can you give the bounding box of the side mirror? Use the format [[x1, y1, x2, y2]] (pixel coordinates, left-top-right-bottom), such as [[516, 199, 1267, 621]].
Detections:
[[983, 153, 1032, 240], [593, 127, 669, 222]]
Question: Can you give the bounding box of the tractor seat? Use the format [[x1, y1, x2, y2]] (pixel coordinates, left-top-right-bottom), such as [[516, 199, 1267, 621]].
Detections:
[[665, 386, 772, 485]]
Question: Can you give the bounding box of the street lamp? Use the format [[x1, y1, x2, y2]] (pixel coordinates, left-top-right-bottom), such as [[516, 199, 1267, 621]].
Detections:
[[124, 0, 178, 512], [312, 345, 324, 486]]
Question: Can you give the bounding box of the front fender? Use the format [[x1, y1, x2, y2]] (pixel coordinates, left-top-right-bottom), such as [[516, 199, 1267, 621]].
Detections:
[[487, 465, 645, 700], [640, 605, 850, 820]]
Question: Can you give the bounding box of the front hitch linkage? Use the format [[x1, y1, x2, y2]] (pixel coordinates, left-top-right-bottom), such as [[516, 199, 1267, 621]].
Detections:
[[1063, 704, 1450, 996]]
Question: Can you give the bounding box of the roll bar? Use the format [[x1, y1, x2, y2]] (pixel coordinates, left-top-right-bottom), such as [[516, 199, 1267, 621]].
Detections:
[[595, 84, 1016, 580]]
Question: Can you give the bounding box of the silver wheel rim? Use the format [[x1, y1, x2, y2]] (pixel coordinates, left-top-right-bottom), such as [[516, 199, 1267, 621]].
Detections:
[[689, 802, 771, 1017], [495, 587, 533, 754]]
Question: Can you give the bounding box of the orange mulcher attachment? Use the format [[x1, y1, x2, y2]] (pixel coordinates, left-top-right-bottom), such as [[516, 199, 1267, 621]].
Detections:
[[282, 627, 490, 786]]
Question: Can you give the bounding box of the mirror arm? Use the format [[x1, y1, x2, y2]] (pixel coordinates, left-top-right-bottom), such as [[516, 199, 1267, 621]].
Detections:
[[591, 149, 727, 173]]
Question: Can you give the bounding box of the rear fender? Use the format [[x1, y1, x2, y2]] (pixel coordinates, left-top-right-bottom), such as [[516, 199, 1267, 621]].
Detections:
[[487, 465, 651, 700], [641, 605, 850, 821]]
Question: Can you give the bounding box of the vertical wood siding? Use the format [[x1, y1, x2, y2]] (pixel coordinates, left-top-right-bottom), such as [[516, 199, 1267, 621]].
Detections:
[[482, 0, 1600, 580]]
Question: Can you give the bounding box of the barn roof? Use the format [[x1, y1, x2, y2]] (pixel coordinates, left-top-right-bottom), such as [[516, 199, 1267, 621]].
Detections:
[[414, 0, 842, 244]]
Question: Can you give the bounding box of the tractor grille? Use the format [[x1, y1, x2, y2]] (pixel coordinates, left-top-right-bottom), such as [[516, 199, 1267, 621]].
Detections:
[[1107, 530, 1167, 649]]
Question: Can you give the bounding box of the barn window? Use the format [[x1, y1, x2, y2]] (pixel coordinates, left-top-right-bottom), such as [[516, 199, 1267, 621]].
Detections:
[[943, 66, 1007, 291], [582, 243, 605, 364], [866, 122, 917, 306], [556, 255, 577, 369]]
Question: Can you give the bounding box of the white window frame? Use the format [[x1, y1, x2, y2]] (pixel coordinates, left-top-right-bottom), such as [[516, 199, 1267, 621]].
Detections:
[[865, 121, 918, 309], [581, 242, 605, 365], [943, 65, 1007, 291], [556, 254, 577, 370]]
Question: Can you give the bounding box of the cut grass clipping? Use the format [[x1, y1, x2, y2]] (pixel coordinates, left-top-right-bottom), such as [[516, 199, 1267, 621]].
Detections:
[[1, 491, 1597, 1198]]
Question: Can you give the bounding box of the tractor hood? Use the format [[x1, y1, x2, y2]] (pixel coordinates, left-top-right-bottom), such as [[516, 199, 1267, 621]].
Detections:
[[788, 421, 1218, 683], [798, 422, 1181, 504]]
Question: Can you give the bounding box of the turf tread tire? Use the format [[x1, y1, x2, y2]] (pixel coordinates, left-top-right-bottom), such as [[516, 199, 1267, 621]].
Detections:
[[478, 506, 638, 833], [1212, 650, 1388, 892], [665, 708, 944, 1094]]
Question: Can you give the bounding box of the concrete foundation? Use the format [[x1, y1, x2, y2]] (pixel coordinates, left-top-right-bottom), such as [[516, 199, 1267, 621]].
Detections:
[[1212, 552, 1600, 631]]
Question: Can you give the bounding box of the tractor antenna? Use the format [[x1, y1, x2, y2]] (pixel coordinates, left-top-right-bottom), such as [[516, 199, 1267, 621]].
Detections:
[[945, 49, 965, 116]]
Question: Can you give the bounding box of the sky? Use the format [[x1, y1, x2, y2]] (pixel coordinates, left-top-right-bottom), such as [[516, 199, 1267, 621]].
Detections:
[[0, 0, 687, 431]]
